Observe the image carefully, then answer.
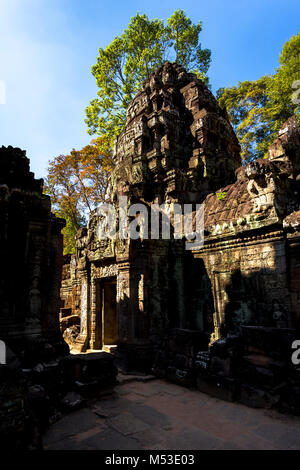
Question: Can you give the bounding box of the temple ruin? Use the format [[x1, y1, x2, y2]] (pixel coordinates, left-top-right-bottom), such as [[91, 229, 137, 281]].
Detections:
[[1, 63, 300, 450], [61, 63, 240, 356], [0, 146, 66, 352], [60, 63, 300, 410], [0, 146, 116, 448]]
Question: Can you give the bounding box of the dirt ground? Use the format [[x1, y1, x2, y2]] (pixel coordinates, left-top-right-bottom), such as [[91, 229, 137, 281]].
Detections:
[[44, 378, 300, 450]]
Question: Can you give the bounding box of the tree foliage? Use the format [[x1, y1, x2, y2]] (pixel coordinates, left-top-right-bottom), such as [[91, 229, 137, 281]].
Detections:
[[85, 10, 211, 140], [166, 9, 211, 76], [217, 32, 300, 162], [45, 135, 114, 254]]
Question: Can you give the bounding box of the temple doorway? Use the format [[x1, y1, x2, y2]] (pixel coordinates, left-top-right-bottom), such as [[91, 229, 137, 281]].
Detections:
[[101, 278, 117, 351]]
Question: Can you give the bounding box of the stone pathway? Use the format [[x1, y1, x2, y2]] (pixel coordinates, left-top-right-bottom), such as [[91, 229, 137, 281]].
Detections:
[[44, 379, 300, 450]]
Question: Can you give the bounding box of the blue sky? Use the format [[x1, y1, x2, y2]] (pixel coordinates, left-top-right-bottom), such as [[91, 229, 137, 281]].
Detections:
[[0, 0, 299, 178]]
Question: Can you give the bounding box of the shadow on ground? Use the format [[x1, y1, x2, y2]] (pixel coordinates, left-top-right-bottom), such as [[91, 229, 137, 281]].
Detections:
[[44, 379, 300, 450]]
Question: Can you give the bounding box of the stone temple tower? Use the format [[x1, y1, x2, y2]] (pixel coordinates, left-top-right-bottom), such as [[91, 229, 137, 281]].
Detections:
[[109, 62, 241, 206], [61, 64, 300, 405], [61, 62, 242, 370]]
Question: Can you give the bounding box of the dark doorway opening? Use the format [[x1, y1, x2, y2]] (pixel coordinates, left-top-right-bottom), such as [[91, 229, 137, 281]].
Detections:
[[101, 278, 117, 351]]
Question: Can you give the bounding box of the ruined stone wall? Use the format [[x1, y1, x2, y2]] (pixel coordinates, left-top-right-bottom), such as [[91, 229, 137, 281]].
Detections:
[[0, 147, 118, 447], [110, 62, 240, 207], [284, 211, 300, 327], [60, 65, 300, 385], [185, 116, 300, 342], [84, 65, 240, 349], [0, 146, 66, 350], [0, 146, 67, 448], [195, 234, 290, 339]]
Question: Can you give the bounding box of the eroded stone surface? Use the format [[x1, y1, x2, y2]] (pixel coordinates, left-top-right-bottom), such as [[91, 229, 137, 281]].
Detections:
[[0, 145, 65, 347], [0, 147, 118, 448], [60, 62, 300, 411], [44, 379, 300, 450], [0, 146, 69, 448]]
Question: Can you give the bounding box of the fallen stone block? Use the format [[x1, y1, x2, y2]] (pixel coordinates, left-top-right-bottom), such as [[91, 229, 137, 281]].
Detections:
[[60, 391, 85, 411], [238, 383, 280, 409], [196, 374, 238, 402], [167, 329, 209, 358], [60, 314, 80, 331], [210, 356, 232, 377], [166, 366, 196, 387], [61, 352, 118, 392]]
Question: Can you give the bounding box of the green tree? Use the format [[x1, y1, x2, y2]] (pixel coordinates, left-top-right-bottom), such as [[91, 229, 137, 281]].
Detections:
[[45, 136, 114, 254], [85, 10, 211, 141], [217, 31, 300, 162], [166, 9, 211, 79]]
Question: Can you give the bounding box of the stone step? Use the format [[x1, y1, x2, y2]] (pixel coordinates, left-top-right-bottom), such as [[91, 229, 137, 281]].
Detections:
[[102, 345, 117, 354], [117, 371, 156, 385]]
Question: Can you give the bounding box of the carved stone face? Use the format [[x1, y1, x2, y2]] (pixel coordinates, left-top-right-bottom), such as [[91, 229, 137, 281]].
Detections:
[[246, 162, 261, 178]]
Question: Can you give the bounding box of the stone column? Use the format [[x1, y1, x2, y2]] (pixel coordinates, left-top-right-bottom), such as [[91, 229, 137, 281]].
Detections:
[[174, 245, 185, 329], [74, 269, 90, 352], [90, 277, 101, 350], [25, 224, 43, 338], [117, 262, 132, 343], [211, 271, 223, 343]]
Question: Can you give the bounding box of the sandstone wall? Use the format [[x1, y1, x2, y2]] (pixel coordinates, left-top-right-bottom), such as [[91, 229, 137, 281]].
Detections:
[[59, 66, 300, 387], [0, 146, 65, 349]]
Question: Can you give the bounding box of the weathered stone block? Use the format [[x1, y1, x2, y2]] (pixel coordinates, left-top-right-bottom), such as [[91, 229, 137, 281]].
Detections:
[[241, 326, 297, 360], [60, 314, 80, 331], [238, 383, 280, 409], [210, 356, 232, 377], [166, 366, 196, 387], [116, 343, 154, 374], [196, 374, 238, 402], [167, 329, 209, 358], [61, 351, 117, 389], [209, 336, 241, 359]]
